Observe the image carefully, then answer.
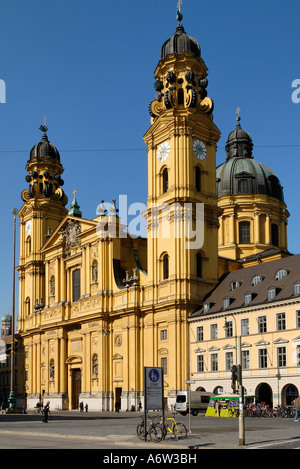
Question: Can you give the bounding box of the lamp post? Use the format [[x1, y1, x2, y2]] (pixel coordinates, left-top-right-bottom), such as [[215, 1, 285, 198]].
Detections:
[[224, 317, 245, 446], [8, 208, 18, 410]]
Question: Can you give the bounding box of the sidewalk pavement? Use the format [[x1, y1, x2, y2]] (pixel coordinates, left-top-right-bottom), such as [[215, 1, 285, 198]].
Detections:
[[1, 410, 300, 450]]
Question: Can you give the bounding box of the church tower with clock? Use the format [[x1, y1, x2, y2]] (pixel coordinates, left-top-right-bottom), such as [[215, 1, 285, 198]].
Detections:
[[144, 13, 221, 304]]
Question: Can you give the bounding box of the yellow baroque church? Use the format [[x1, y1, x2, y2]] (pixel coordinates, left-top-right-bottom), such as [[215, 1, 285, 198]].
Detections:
[[15, 17, 290, 410]]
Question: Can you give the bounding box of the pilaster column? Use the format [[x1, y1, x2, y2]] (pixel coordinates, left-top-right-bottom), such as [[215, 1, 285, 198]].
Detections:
[[265, 213, 271, 244]]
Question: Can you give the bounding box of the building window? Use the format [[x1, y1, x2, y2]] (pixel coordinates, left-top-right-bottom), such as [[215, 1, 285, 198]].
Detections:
[[275, 269, 288, 281], [211, 354, 218, 372], [242, 350, 250, 369], [210, 324, 218, 340], [161, 358, 167, 375], [161, 330, 167, 341], [162, 254, 169, 280], [294, 284, 300, 296], [203, 303, 210, 313], [277, 347, 286, 368], [225, 352, 234, 371], [196, 326, 203, 342], [241, 319, 249, 335], [257, 315, 267, 333], [238, 179, 250, 194], [259, 349, 268, 368], [230, 281, 240, 291], [72, 269, 81, 302], [197, 355, 204, 373], [195, 166, 201, 191], [162, 168, 168, 193], [297, 345, 300, 366], [268, 288, 276, 301], [296, 311, 300, 329], [239, 221, 250, 244], [271, 223, 279, 247], [251, 275, 263, 286], [225, 320, 233, 338], [277, 312, 286, 331], [245, 293, 252, 305], [223, 298, 234, 309]]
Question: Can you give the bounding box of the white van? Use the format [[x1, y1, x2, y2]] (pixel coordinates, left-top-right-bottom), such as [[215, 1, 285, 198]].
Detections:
[[175, 391, 213, 416]]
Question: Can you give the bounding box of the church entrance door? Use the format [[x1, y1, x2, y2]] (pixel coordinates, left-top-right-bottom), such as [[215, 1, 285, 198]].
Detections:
[[72, 369, 81, 409]]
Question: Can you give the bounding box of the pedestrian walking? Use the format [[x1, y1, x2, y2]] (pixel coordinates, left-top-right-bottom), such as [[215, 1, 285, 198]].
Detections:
[[42, 401, 50, 423], [79, 401, 84, 412], [115, 401, 120, 413], [293, 396, 300, 422]]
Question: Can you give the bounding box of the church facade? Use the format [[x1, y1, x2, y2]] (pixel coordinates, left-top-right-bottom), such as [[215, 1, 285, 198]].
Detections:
[[15, 16, 293, 411]]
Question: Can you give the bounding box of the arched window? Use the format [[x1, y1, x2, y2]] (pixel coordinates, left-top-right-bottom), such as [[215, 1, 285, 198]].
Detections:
[[72, 269, 81, 302], [195, 167, 201, 191], [163, 254, 169, 280], [26, 236, 31, 256], [162, 168, 168, 193]]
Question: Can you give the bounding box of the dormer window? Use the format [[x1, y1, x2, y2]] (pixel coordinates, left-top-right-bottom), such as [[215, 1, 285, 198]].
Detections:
[[229, 281, 240, 291], [245, 293, 252, 305], [223, 297, 234, 309], [268, 287, 276, 301], [294, 283, 300, 296], [275, 269, 288, 281], [251, 275, 263, 286]]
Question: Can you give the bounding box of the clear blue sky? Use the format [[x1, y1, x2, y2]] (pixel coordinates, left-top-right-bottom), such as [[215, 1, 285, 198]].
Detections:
[[1, 0, 299, 319]]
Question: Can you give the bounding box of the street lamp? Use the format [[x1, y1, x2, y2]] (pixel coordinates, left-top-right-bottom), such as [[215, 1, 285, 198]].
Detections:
[[223, 317, 245, 446], [8, 208, 18, 411]]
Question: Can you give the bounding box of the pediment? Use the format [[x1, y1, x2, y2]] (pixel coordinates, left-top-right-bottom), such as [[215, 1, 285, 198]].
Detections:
[[273, 337, 289, 344], [255, 340, 270, 346], [41, 215, 97, 253], [208, 346, 220, 352]]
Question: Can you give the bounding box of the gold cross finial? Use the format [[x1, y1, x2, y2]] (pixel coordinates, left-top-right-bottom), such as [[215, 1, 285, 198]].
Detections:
[[73, 188, 77, 199]]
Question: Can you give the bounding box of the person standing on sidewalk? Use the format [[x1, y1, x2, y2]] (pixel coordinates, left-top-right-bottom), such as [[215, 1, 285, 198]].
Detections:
[[293, 396, 300, 422], [43, 401, 50, 423]]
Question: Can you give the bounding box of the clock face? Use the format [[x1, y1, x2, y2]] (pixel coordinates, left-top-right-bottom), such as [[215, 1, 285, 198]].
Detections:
[[193, 140, 207, 160], [157, 141, 170, 162], [25, 220, 32, 235]]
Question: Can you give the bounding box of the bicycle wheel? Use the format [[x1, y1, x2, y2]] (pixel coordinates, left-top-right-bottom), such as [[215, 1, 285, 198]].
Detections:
[[136, 424, 145, 440], [174, 423, 187, 439], [149, 424, 163, 442]]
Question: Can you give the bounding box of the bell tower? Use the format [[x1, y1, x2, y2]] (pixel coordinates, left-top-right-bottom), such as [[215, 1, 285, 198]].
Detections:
[[17, 124, 68, 331], [144, 12, 221, 304]]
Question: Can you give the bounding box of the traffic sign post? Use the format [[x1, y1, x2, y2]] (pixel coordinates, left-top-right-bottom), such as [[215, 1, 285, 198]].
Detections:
[[144, 367, 164, 441]]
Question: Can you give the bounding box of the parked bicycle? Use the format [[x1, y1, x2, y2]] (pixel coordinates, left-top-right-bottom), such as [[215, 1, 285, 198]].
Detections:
[[157, 413, 187, 440], [136, 415, 163, 442]]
